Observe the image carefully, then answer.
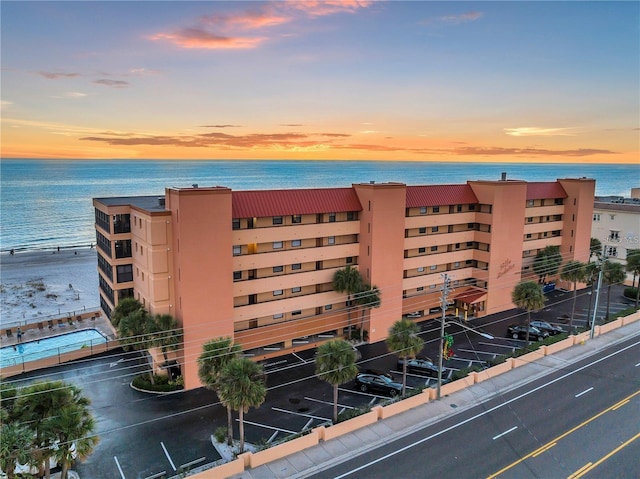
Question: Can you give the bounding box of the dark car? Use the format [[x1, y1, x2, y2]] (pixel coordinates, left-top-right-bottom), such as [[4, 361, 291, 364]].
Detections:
[[530, 320, 564, 335], [397, 357, 440, 378], [354, 372, 403, 397], [507, 324, 549, 341]]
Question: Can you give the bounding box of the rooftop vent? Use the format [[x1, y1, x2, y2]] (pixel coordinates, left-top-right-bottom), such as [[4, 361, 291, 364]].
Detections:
[[192, 184, 198, 188], [501, 172, 507, 181], [158, 197, 165, 207]]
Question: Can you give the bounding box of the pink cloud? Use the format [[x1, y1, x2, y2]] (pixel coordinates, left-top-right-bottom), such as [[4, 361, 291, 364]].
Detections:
[[290, 0, 374, 17], [93, 79, 130, 88], [38, 71, 80, 79], [438, 11, 483, 24], [150, 28, 265, 49], [200, 8, 291, 30]]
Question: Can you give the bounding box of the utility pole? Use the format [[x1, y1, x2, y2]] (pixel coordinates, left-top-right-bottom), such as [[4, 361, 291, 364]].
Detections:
[[437, 273, 451, 400], [590, 244, 607, 339]]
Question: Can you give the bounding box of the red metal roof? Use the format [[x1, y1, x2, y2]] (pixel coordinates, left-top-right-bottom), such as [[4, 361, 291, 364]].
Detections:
[[526, 182, 567, 200], [232, 188, 362, 218], [406, 185, 478, 207]]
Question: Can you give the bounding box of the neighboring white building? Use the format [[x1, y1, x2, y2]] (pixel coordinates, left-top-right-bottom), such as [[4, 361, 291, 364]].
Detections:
[[591, 189, 640, 270]]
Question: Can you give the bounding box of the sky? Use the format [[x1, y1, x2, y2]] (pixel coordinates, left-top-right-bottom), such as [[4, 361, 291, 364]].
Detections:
[[1, 1, 638, 163]]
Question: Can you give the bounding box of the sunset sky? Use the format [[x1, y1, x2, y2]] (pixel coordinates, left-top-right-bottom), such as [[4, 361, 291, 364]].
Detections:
[[1, 1, 638, 163]]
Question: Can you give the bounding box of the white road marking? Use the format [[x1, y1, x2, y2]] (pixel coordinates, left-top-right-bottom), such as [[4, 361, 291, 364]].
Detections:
[[240, 418, 297, 434], [271, 406, 330, 421], [635, 362, 640, 367], [179, 457, 205, 470], [493, 426, 518, 440], [113, 456, 126, 479], [161, 442, 176, 471], [110, 358, 124, 367], [575, 387, 594, 398], [304, 396, 356, 409]]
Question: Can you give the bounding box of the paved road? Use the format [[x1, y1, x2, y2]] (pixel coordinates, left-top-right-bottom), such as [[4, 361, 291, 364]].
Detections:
[[307, 334, 640, 479]]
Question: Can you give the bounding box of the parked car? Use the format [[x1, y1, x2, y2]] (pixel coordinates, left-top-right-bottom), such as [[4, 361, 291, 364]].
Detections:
[[507, 324, 549, 341], [530, 320, 564, 335], [354, 371, 403, 397], [397, 357, 439, 377], [407, 311, 422, 319]]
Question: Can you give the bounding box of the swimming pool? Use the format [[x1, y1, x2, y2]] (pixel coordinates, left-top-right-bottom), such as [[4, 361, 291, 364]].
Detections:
[[0, 329, 108, 368]]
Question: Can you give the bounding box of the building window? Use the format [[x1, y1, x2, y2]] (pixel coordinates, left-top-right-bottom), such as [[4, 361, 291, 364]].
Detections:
[[419, 227, 427, 234], [429, 284, 437, 289], [347, 211, 355, 221], [328, 236, 336, 245], [292, 214, 302, 224], [432, 226, 439, 233], [273, 265, 284, 273], [468, 223, 475, 229], [607, 246, 617, 257], [593, 213, 601, 221], [527, 217, 533, 223], [610, 214, 616, 220], [329, 213, 336, 222], [418, 267, 425, 272], [469, 204, 476, 210], [417, 286, 424, 291], [292, 310, 302, 316], [420, 206, 427, 214], [346, 257, 354, 264], [292, 263, 301, 270], [433, 206, 440, 213], [527, 200, 535, 207], [430, 265, 437, 270], [526, 234, 532, 239], [554, 198, 564, 205], [273, 241, 283, 249], [292, 239, 302, 247], [232, 219, 240, 230], [273, 216, 283, 225], [418, 247, 426, 253], [292, 286, 301, 293], [609, 231, 620, 241], [233, 271, 241, 280], [273, 313, 284, 319], [455, 243, 460, 249], [454, 262, 460, 267], [233, 245, 241, 255], [431, 246, 437, 251], [457, 205, 462, 212], [273, 290, 283, 296], [325, 304, 332, 311], [466, 241, 473, 246]]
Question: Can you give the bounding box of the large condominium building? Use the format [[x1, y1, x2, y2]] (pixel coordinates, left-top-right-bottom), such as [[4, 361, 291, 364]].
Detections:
[[94, 176, 595, 390]]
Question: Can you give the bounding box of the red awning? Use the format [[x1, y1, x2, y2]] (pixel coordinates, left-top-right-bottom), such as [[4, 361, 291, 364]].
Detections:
[[454, 290, 487, 304]]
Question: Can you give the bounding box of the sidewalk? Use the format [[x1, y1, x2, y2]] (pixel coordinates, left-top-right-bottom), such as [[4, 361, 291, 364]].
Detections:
[[229, 319, 640, 479]]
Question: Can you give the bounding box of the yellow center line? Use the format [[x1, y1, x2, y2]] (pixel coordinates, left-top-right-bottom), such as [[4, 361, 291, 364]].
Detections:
[[486, 389, 640, 479], [532, 442, 556, 457], [568, 431, 640, 479]]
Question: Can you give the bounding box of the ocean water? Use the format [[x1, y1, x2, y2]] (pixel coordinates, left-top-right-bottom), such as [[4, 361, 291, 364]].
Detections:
[[1, 159, 637, 252]]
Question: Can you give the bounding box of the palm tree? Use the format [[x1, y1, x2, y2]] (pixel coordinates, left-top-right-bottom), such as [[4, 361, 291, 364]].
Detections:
[[532, 246, 562, 284], [332, 266, 363, 337], [149, 313, 183, 362], [625, 249, 640, 308], [0, 422, 32, 479], [602, 261, 626, 320], [560, 260, 586, 333], [354, 284, 381, 341], [110, 297, 144, 328], [590, 237, 603, 260], [117, 308, 154, 352], [217, 358, 266, 453], [198, 337, 241, 446], [14, 381, 88, 479], [315, 339, 358, 423], [48, 402, 99, 479], [511, 281, 545, 348], [386, 319, 423, 396]]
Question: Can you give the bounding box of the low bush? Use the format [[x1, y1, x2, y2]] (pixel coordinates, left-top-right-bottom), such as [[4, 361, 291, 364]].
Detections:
[[132, 373, 184, 392], [623, 287, 638, 300], [337, 405, 371, 423], [214, 426, 227, 443]]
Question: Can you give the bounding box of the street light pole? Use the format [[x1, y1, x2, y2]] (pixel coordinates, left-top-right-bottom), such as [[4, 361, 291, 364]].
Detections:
[[437, 273, 450, 400], [589, 245, 606, 339]]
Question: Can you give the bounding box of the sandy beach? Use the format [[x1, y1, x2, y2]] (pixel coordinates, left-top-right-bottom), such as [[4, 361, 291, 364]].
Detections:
[[0, 248, 100, 329]]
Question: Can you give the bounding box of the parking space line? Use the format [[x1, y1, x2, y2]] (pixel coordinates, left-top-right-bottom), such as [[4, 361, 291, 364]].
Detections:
[[492, 426, 518, 440], [292, 352, 307, 363], [113, 456, 126, 479], [457, 348, 496, 357], [575, 387, 593, 398], [160, 442, 176, 471], [241, 419, 297, 434], [271, 406, 330, 422], [635, 362, 640, 367], [268, 431, 279, 443], [304, 396, 356, 409]]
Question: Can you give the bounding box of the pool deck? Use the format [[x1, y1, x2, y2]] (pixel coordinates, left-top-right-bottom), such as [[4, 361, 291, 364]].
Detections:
[[0, 311, 117, 350]]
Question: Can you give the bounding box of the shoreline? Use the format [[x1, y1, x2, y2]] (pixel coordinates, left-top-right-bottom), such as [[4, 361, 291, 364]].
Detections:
[[0, 247, 100, 328]]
